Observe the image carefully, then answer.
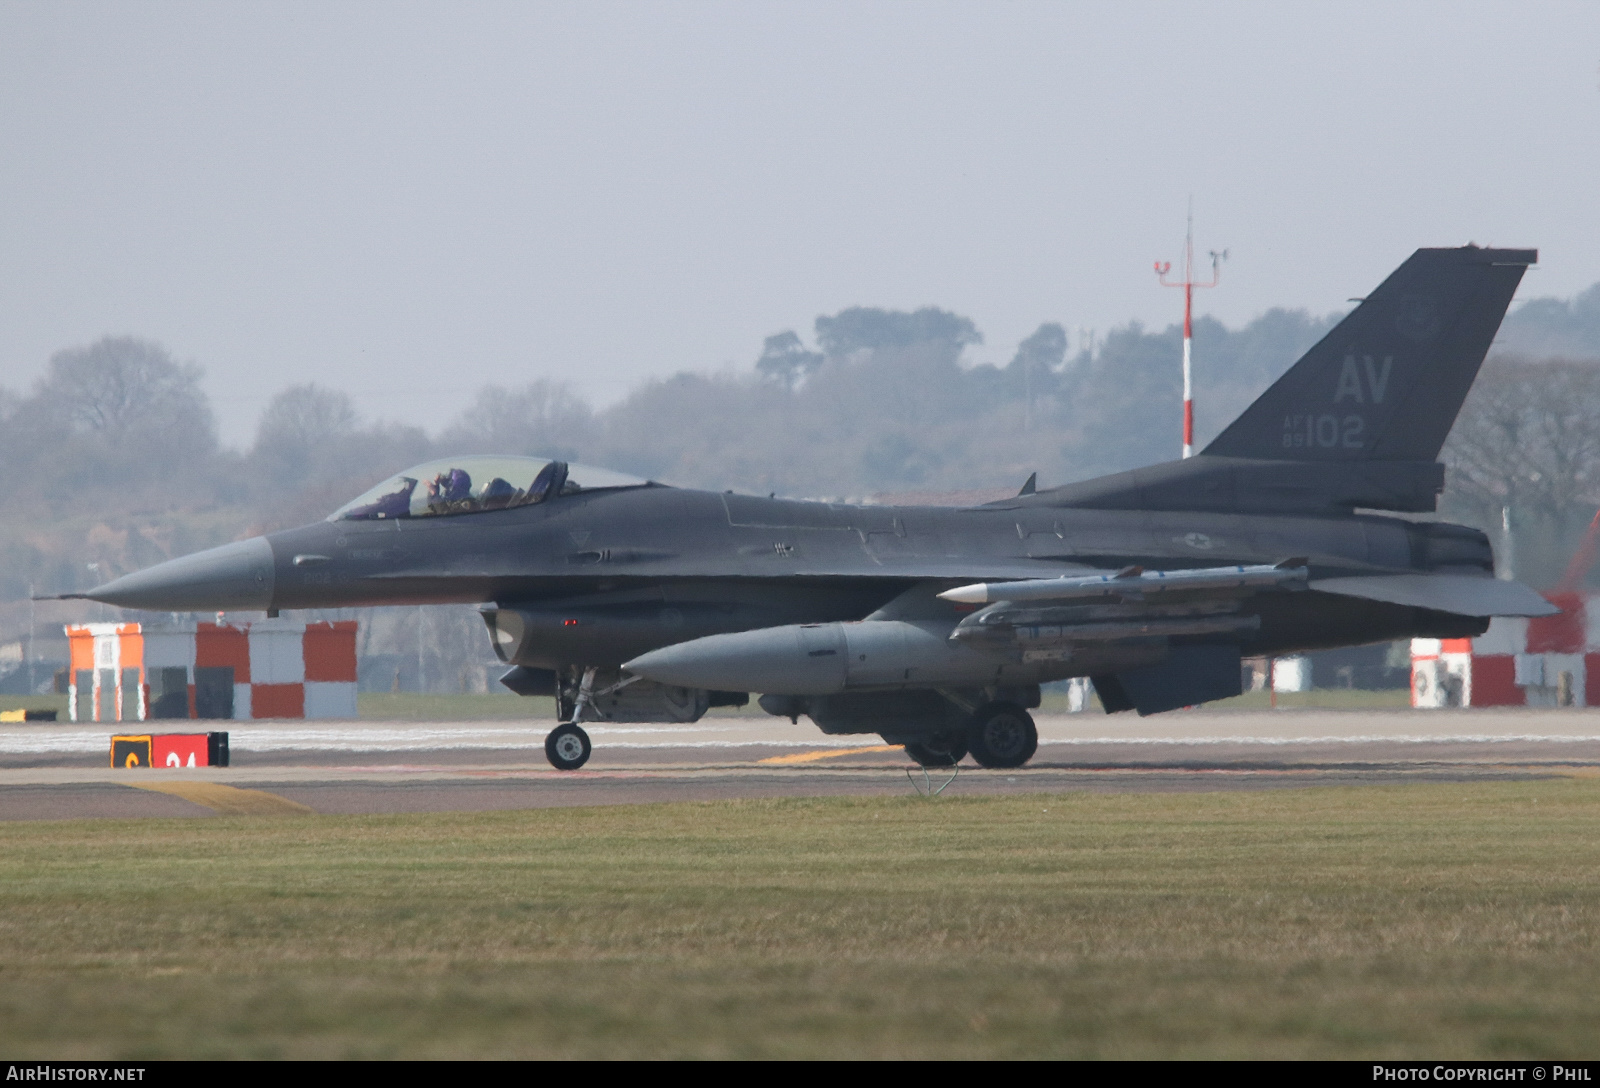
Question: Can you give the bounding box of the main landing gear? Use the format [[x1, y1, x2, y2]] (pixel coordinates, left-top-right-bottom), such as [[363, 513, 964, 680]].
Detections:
[[902, 701, 1038, 770], [904, 734, 968, 768], [966, 701, 1038, 769]]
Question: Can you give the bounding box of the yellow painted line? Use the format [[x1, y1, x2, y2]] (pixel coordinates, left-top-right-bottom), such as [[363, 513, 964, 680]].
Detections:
[[128, 780, 314, 815], [759, 745, 902, 765]]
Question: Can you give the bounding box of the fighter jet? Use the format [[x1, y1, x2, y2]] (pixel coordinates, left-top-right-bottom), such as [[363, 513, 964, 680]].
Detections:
[[74, 245, 1555, 770]]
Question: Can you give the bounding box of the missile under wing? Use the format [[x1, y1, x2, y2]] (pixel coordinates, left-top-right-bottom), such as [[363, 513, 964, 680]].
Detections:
[[71, 245, 1550, 770]]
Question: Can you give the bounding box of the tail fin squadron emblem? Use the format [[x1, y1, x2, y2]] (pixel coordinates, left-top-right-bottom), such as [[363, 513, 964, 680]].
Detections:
[[1395, 294, 1441, 342]]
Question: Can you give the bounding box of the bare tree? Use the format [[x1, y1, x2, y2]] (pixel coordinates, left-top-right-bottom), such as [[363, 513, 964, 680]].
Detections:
[[248, 383, 431, 530], [256, 383, 358, 449], [437, 381, 592, 459], [38, 336, 213, 443], [1442, 356, 1600, 584], [1444, 358, 1600, 518]]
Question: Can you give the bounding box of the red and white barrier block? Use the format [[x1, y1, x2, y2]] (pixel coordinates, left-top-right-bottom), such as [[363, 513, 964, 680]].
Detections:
[[1412, 592, 1600, 708], [69, 619, 358, 721]]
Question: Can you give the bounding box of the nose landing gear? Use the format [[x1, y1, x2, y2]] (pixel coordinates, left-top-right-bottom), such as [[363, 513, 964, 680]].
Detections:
[[545, 666, 597, 770]]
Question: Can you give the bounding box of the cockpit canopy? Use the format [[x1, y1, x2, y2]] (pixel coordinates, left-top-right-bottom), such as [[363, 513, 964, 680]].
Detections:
[[329, 456, 649, 521]]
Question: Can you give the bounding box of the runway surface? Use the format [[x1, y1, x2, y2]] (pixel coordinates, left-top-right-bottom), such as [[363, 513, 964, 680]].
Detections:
[[3, 708, 1599, 820]]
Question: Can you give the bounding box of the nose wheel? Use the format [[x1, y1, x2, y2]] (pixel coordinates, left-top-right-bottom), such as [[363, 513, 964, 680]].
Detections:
[[545, 722, 592, 771]]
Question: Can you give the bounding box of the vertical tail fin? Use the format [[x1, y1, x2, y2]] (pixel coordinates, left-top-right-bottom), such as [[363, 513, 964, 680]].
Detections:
[[1204, 246, 1535, 463]]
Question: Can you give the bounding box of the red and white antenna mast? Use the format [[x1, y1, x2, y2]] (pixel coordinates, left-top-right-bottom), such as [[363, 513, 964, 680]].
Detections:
[[1154, 203, 1226, 458]]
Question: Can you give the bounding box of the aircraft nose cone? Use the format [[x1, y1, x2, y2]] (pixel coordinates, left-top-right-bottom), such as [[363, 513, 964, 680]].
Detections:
[[84, 537, 275, 612]]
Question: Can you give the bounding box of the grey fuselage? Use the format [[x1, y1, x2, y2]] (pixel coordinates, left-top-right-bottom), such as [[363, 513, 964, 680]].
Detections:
[[256, 483, 1485, 671]]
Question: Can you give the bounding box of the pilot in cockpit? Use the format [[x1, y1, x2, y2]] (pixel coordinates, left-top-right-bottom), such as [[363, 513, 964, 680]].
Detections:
[[426, 468, 474, 513]]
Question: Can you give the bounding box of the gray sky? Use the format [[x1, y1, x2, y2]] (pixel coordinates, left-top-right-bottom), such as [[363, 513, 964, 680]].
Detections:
[[2, 1, 1597, 446]]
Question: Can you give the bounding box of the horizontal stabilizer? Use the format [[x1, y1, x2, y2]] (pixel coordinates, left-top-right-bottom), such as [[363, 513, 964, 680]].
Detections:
[[1309, 574, 1557, 617]]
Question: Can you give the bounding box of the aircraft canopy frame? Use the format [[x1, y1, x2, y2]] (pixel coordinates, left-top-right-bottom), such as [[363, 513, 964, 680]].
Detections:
[[329, 456, 649, 521]]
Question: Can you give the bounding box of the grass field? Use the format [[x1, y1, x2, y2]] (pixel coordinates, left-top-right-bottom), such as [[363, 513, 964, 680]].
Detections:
[[3, 780, 1599, 1058]]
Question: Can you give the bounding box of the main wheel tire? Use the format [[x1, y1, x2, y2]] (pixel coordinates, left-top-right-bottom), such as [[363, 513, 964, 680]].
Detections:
[[967, 702, 1038, 769], [545, 722, 592, 771], [904, 735, 968, 767]]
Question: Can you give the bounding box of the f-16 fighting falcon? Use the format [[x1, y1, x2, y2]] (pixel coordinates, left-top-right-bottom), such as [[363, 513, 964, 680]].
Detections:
[[70, 245, 1556, 771]]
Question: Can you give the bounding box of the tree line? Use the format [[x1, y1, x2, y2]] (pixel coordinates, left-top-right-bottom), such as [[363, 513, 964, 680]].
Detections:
[[5, 282, 1600, 649]]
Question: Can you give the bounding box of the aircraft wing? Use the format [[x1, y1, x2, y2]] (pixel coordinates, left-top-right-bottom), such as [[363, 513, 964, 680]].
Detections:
[[1307, 573, 1558, 617]]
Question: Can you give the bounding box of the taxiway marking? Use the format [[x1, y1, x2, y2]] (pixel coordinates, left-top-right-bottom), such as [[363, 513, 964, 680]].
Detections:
[[129, 781, 314, 815], [759, 745, 902, 765]]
